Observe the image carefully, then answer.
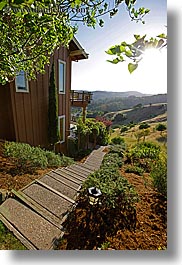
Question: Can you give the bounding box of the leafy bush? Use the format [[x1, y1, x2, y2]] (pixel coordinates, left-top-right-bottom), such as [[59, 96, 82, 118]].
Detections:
[[45, 151, 72, 167], [57, 154, 74, 167], [150, 154, 167, 197], [101, 153, 123, 168], [139, 123, 150, 130], [77, 118, 109, 149], [125, 165, 144, 176], [4, 141, 74, 173], [81, 150, 138, 209], [155, 123, 167, 136], [108, 145, 125, 158], [128, 142, 161, 161], [4, 142, 48, 169], [120, 126, 128, 133], [126, 142, 161, 172], [111, 136, 125, 145]]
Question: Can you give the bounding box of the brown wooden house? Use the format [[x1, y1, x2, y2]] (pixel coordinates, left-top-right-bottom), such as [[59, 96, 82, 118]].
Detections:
[[0, 37, 90, 154]]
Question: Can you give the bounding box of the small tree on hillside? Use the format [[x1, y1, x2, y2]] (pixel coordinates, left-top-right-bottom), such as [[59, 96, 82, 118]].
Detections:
[[48, 63, 60, 150], [139, 123, 150, 130], [156, 123, 167, 136]]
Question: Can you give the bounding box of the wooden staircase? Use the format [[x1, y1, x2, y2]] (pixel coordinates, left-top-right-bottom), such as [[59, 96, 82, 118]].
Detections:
[[0, 147, 106, 250]]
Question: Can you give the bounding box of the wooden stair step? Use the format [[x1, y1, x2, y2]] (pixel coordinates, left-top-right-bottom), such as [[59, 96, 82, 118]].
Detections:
[[85, 160, 101, 166], [40, 175, 78, 201], [35, 179, 75, 204], [81, 163, 97, 171], [0, 198, 62, 250], [45, 172, 79, 191], [12, 189, 62, 229], [22, 183, 73, 219], [72, 163, 93, 174], [51, 170, 82, 185], [47, 171, 80, 189], [58, 168, 88, 181], [86, 162, 102, 167], [65, 166, 89, 178]]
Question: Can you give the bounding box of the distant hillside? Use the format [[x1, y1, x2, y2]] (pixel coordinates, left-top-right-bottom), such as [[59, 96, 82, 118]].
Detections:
[[110, 103, 167, 126], [92, 91, 151, 100], [88, 93, 167, 114]]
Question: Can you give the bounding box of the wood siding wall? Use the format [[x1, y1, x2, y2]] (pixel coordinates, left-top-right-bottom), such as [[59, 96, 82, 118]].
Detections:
[[5, 46, 71, 153], [0, 83, 15, 141]]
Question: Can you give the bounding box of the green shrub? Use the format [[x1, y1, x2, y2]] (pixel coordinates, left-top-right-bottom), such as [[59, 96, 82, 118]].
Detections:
[[45, 151, 62, 167], [155, 123, 167, 135], [139, 123, 150, 130], [126, 142, 161, 172], [58, 154, 74, 167], [150, 154, 167, 197], [128, 142, 161, 161], [81, 149, 138, 209], [120, 126, 128, 133], [4, 141, 74, 172], [109, 144, 125, 157], [125, 165, 144, 176], [4, 142, 48, 169], [111, 136, 125, 145], [102, 153, 123, 168]]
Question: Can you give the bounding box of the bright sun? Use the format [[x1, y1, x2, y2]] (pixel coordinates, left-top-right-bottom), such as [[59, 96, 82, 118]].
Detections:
[[135, 47, 167, 94], [142, 48, 162, 68]]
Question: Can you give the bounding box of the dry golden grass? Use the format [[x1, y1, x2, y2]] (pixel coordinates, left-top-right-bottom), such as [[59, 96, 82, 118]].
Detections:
[[110, 121, 167, 150]]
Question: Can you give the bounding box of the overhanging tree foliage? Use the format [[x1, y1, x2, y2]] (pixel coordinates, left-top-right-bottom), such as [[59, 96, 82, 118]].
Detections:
[[0, 0, 150, 84], [106, 33, 167, 73], [48, 63, 59, 148]]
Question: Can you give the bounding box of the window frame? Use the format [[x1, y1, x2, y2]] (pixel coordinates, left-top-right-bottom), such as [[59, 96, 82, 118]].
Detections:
[[58, 60, 66, 94], [58, 115, 66, 143], [15, 70, 29, 93]]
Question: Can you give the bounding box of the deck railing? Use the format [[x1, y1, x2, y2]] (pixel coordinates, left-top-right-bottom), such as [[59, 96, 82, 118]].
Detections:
[[70, 90, 93, 104]]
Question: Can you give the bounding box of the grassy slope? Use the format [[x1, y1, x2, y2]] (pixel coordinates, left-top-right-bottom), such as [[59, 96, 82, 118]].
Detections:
[[110, 121, 167, 150], [106, 103, 167, 126]]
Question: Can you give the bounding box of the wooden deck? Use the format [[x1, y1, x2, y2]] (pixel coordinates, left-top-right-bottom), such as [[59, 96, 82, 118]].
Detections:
[[0, 146, 106, 250]]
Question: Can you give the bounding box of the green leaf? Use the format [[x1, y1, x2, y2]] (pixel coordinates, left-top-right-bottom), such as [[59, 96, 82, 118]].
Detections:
[[107, 58, 119, 64], [120, 41, 128, 47], [134, 34, 141, 40], [119, 45, 126, 52], [125, 50, 132, 57], [157, 33, 167, 39], [99, 19, 104, 27], [128, 63, 138, 73], [125, 0, 130, 6], [75, 0, 82, 6], [0, 0, 7, 10], [105, 48, 114, 55], [145, 9, 150, 14]]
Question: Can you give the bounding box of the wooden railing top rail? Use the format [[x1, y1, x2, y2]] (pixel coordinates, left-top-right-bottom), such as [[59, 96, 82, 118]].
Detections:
[[70, 90, 93, 103]]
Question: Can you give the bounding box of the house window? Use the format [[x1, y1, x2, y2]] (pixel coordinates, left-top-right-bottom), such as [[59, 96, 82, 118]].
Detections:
[[58, 60, 66, 94], [15, 70, 29, 92], [58, 115, 65, 143]]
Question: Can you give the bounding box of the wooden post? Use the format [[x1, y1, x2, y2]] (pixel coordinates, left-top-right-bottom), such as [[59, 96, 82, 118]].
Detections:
[[82, 106, 86, 123]]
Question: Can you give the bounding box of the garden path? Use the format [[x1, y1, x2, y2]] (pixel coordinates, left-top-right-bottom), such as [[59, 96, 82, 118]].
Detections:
[[0, 146, 106, 250]]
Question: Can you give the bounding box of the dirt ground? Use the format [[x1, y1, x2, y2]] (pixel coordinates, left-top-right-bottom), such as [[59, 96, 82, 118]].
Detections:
[[0, 141, 167, 250], [0, 141, 52, 191]]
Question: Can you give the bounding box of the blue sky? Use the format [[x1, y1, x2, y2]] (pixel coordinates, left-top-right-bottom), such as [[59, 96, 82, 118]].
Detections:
[[72, 0, 167, 94]]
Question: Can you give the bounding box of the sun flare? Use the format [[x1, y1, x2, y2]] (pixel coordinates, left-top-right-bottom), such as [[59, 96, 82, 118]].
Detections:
[[142, 48, 162, 67], [135, 47, 167, 93]]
